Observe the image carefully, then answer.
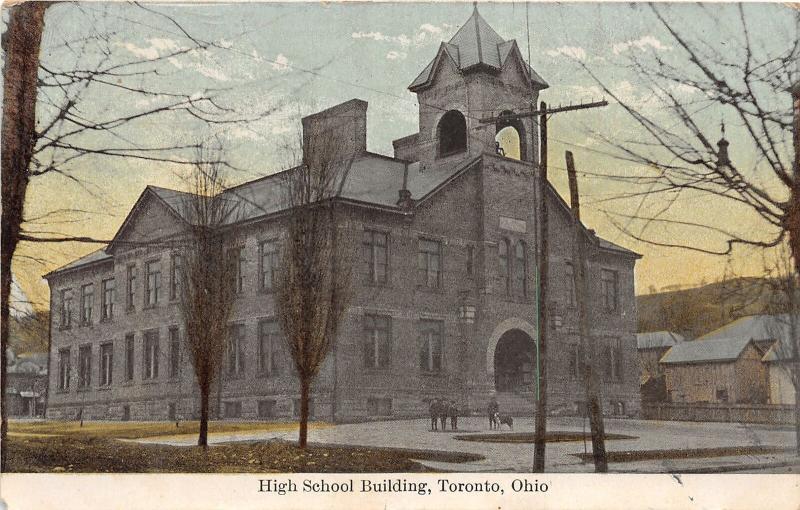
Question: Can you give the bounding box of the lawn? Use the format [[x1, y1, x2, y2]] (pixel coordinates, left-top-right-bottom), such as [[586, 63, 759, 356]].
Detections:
[[5, 420, 483, 472]]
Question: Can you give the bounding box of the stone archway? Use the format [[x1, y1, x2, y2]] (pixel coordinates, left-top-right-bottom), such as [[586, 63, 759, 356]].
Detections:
[[485, 317, 537, 378], [493, 329, 535, 392]]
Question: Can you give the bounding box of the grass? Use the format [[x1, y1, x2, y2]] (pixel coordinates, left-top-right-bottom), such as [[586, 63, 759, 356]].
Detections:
[[7, 419, 328, 440], [573, 445, 794, 463], [455, 431, 637, 443]]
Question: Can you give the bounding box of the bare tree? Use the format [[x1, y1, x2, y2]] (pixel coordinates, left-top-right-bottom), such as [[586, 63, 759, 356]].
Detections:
[[178, 144, 238, 447], [276, 123, 354, 448]]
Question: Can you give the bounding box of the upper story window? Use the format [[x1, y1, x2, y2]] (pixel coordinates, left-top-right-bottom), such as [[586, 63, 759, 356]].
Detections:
[[418, 239, 442, 289], [259, 240, 280, 292], [362, 230, 388, 285], [513, 241, 528, 298], [80, 284, 94, 326], [126, 264, 137, 311], [169, 254, 182, 300], [229, 247, 245, 293], [601, 269, 619, 313], [145, 260, 161, 307], [363, 314, 391, 369], [101, 278, 115, 320], [498, 239, 510, 295], [438, 110, 467, 157], [60, 289, 73, 328]]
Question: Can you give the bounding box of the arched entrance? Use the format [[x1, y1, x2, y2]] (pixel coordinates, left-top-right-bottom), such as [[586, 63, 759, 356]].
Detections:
[[493, 329, 535, 392]]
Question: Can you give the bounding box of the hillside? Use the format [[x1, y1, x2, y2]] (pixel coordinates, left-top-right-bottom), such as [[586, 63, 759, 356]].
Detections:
[[636, 277, 781, 339]]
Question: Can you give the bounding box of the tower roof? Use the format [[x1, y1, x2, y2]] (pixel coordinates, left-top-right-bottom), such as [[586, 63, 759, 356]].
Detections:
[[409, 5, 548, 91]]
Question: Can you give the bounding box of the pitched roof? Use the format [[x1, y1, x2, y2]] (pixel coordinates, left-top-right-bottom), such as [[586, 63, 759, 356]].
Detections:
[[660, 337, 754, 364], [699, 313, 798, 363], [45, 248, 112, 278], [409, 6, 548, 91], [637, 331, 685, 350]]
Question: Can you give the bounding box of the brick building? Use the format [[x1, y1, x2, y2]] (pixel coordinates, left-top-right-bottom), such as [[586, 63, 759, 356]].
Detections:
[[44, 7, 641, 422]]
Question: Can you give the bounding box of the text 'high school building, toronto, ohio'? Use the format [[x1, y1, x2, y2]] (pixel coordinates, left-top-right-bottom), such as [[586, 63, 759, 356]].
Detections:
[[45, 7, 642, 422]]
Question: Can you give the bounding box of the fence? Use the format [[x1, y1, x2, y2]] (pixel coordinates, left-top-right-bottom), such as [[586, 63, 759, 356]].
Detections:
[[642, 402, 796, 425]]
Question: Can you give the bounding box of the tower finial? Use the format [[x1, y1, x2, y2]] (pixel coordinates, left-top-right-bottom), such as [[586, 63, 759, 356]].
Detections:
[[473, 1, 478, 12]]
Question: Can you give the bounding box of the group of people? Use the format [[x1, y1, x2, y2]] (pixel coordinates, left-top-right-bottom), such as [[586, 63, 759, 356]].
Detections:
[[428, 398, 459, 431]]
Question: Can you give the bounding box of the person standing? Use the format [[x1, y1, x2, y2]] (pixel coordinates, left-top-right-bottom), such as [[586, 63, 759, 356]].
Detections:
[[429, 398, 439, 431], [488, 398, 499, 430], [439, 397, 448, 431], [449, 400, 458, 430]]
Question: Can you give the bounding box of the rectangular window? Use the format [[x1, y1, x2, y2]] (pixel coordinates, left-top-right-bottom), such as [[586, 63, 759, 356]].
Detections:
[[565, 263, 576, 307], [363, 315, 391, 369], [78, 345, 92, 388], [498, 239, 510, 295], [227, 324, 246, 376], [126, 264, 137, 310], [602, 340, 623, 382], [101, 278, 115, 320], [366, 398, 392, 416], [418, 239, 442, 289], [58, 348, 70, 390], [259, 240, 279, 291], [362, 230, 388, 284], [80, 283, 94, 325], [100, 342, 113, 386], [169, 254, 182, 300], [143, 331, 159, 380], [419, 320, 444, 373], [601, 269, 619, 312], [169, 327, 180, 378], [145, 260, 161, 306], [229, 247, 245, 293], [224, 401, 242, 419], [60, 289, 73, 328], [258, 400, 276, 419], [124, 334, 135, 381], [258, 320, 282, 376]]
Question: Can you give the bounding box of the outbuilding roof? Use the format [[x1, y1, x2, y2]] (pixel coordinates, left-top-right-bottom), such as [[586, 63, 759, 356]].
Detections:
[[637, 331, 685, 350], [660, 337, 754, 365]]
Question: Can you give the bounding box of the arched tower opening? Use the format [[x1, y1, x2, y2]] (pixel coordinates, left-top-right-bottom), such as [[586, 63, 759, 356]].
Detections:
[[494, 111, 527, 161], [438, 110, 467, 157]]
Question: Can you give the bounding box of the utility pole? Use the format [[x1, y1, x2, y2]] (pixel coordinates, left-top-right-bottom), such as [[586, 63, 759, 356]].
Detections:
[[481, 98, 607, 473], [566, 150, 608, 473]]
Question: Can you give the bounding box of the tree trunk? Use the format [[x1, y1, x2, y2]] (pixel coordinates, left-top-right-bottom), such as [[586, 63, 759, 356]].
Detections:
[[198, 379, 210, 448], [1, 2, 49, 471], [788, 179, 800, 456], [299, 377, 310, 448]]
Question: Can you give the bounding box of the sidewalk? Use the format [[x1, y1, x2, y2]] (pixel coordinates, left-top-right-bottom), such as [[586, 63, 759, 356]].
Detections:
[[135, 416, 798, 473]]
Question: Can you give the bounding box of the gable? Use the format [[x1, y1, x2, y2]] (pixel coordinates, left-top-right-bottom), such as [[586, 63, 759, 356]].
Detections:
[[498, 44, 535, 91], [108, 189, 188, 253]]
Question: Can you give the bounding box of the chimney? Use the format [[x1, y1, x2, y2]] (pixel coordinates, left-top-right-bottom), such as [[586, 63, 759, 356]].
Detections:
[[302, 99, 368, 160]]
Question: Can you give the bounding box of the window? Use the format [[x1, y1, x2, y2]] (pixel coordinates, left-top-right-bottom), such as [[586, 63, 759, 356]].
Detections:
[[259, 240, 279, 291], [363, 315, 391, 369], [169, 254, 182, 300], [367, 398, 392, 416], [227, 324, 246, 376], [418, 239, 442, 289], [229, 247, 245, 293], [466, 245, 474, 277], [258, 320, 282, 376], [419, 320, 444, 373], [124, 334, 135, 381], [80, 284, 94, 325], [498, 239, 510, 295], [100, 342, 113, 386], [58, 348, 70, 390], [78, 345, 92, 389], [224, 401, 242, 419], [145, 261, 161, 306], [438, 110, 467, 157], [513, 240, 527, 297], [60, 289, 73, 328], [143, 331, 159, 380], [565, 263, 576, 307], [126, 264, 137, 310], [169, 327, 180, 378], [601, 269, 619, 312], [602, 340, 623, 382], [258, 400, 276, 418], [101, 279, 115, 320], [362, 230, 388, 284]]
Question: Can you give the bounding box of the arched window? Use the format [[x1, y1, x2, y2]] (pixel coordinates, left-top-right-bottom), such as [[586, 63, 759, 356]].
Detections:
[[498, 238, 510, 295], [513, 241, 527, 297], [438, 110, 467, 157], [495, 126, 521, 160]]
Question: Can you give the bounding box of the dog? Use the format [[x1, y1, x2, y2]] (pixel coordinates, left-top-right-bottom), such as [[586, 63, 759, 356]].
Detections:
[[494, 412, 514, 430]]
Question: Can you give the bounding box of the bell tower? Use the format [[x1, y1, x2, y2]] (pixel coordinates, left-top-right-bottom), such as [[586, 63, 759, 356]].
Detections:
[[393, 4, 549, 167]]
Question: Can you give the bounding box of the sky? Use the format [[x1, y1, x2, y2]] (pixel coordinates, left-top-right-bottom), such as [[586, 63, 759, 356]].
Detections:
[[6, 1, 798, 312]]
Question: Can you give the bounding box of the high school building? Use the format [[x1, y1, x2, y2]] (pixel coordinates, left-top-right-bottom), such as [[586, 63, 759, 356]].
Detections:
[[45, 7, 641, 422]]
